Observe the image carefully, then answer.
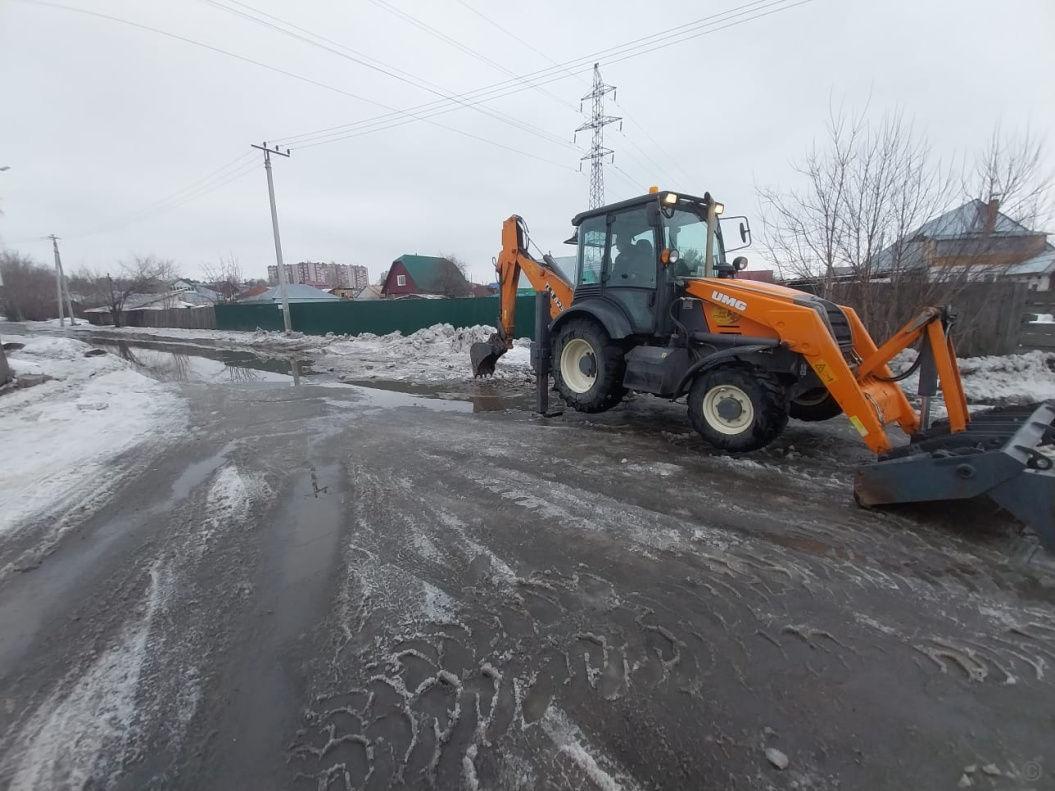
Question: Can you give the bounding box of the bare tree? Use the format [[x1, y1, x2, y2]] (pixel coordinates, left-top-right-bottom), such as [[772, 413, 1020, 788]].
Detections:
[[970, 126, 1054, 232], [757, 109, 1051, 340], [0, 251, 59, 321], [200, 254, 243, 304], [82, 256, 180, 327], [436, 253, 471, 298]]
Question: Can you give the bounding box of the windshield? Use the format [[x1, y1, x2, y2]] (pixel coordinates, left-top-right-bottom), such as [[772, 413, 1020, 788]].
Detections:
[[662, 206, 725, 277]]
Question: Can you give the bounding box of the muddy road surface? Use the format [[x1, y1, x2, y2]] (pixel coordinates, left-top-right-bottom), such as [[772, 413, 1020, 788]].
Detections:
[[0, 376, 1053, 790]]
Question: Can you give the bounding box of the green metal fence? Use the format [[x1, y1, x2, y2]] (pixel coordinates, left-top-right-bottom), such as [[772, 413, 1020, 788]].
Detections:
[[215, 295, 538, 338]]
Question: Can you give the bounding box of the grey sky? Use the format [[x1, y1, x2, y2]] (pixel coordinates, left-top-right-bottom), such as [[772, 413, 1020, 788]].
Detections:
[[1, 0, 1053, 285]]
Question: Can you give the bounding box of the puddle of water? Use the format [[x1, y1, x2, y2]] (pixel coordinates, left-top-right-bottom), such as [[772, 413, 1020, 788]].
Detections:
[[341, 379, 533, 413], [90, 339, 307, 385], [170, 442, 236, 501], [342, 384, 472, 414], [87, 339, 531, 413]]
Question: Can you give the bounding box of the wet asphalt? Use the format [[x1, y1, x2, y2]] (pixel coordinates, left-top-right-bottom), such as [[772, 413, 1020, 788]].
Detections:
[[0, 344, 1054, 790]]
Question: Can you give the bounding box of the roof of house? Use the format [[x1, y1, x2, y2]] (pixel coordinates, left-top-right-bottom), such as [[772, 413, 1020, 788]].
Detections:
[[240, 284, 340, 303], [871, 199, 1041, 273], [912, 199, 1032, 239], [237, 284, 271, 300], [354, 284, 384, 300], [1006, 243, 1055, 277], [392, 254, 465, 292], [84, 291, 209, 313]]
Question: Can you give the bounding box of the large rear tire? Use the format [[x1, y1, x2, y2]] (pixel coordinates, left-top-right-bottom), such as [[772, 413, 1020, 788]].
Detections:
[[687, 365, 789, 452], [552, 318, 626, 413], [789, 388, 842, 422]]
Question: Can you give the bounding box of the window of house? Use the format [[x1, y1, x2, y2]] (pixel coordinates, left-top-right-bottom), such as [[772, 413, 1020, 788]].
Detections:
[[396, 274, 406, 287]]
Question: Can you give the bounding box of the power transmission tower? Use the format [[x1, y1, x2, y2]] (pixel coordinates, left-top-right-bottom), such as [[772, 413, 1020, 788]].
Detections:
[[48, 235, 77, 327], [251, 142, 292, 333], [574, 63, 621, 209]]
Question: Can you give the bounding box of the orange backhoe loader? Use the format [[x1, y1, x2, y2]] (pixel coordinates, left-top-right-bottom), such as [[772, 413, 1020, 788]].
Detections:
[[470, 189, 1055, 551]]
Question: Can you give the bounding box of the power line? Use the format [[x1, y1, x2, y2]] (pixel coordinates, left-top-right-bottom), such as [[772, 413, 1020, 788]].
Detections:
[[196, 0, 579, 152], [452, 0, 681, 186], [271, 0, 811, 149], [13, 0, 578, 172], [367, 0, 578, 114]]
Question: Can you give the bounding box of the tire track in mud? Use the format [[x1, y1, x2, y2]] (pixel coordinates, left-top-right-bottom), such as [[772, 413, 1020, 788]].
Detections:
[[289, 417, 1055, 788], [0, 456, 276, 790]]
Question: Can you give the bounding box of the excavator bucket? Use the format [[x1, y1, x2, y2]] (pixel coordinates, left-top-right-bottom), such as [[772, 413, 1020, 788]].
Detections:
[[471, 334, 507, 378], [854, 401, 1055, 552]]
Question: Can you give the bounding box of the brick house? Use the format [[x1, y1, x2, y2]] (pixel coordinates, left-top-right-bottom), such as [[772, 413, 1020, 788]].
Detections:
[[871, 198, 1055, 290], [382, 254, 471, 297]]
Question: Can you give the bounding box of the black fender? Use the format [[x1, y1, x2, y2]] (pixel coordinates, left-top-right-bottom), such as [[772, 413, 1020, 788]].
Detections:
[[551, 298, 634, 340], [673, 344, 781, 398]]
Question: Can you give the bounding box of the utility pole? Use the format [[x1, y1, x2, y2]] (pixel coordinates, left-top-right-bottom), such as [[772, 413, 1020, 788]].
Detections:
[[252, 142, 292, 333], [48, 235, 69, 327], [574, 64, 621, 209]]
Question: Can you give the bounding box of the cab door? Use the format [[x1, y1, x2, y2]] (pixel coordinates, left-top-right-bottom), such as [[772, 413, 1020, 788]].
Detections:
[[599, 206, 659, 335]]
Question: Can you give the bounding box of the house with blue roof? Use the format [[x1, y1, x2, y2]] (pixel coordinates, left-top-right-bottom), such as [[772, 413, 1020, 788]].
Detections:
[[870, 198, 1054, 290]]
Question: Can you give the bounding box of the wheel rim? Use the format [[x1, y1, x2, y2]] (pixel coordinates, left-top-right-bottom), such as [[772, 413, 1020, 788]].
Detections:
[[560, 338, 597, 394], [701, 384, 754, 435]]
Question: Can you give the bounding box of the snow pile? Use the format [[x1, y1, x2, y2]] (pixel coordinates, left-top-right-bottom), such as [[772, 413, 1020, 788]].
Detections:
[[890, 348, 1055, 406], [319, 324, 532, 382], [958, 351, 1055, 404], [39, 322, 533, 382], [0, 337, 185, 537]]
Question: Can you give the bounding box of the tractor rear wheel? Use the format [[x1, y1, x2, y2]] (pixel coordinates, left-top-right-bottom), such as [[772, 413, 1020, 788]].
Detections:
[[687, 365, 789, 452], [552, 318, 626, 413], [789, 388, 842, 422]]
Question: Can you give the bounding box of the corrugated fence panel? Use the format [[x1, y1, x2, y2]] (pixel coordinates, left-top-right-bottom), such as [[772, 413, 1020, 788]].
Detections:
[[216, 296, 537, 338], [215, 303, 286, 332]]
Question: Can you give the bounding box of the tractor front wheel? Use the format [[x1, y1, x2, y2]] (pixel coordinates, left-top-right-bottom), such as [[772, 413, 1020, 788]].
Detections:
[[687, 365, 789, 452]]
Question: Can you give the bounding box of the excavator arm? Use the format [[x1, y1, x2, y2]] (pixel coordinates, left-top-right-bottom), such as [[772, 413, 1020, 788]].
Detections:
[[471, 215, 575, 377]]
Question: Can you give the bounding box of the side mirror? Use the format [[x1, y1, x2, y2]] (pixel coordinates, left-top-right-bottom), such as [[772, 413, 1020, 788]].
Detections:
[[733, 256, 748, 271], [720, 216, 752, 252]]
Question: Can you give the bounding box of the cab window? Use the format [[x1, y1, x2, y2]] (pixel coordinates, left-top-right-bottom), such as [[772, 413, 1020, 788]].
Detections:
[[578, 216, 606, 285]]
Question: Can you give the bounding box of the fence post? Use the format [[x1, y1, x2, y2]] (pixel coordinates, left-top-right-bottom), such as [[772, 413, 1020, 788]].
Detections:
[[1000, 282, 1028, 355]]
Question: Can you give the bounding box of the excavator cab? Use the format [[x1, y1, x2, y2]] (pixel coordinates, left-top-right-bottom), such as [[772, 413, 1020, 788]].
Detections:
[[569, 190, 732, 338]]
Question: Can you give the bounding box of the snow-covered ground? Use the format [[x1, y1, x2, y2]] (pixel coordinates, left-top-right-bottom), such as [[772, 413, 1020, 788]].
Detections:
[[33, 322, 534, 383], [0, 337, 185, 537]]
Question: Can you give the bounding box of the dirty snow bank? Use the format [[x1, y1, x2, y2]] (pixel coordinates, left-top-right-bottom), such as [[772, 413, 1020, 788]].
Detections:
[[0, 336, 185, 536], [321, 324, 532, 382], [38, 321, 533, 382], [891, 349, 1055, 406]]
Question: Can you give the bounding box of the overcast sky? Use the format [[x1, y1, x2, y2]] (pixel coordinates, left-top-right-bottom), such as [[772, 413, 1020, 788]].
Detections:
[[1, 0, 1053, 285]]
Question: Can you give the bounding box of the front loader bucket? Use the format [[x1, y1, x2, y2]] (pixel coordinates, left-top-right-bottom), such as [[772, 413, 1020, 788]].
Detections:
[[854, 401, 1055, 552], [471, 334, 507, 378]]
